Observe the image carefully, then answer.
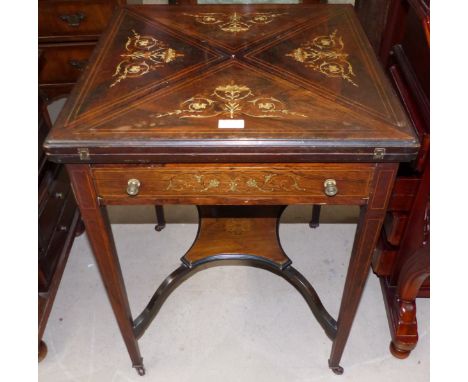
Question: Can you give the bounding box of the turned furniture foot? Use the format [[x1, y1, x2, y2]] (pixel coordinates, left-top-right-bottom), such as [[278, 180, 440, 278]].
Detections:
[[154, 205, 166, 232], [328, 360, 344, 375], [309, 205, 322, 228], [134, 364, 146, 376], [389, 341, 410, 359], [376, 163, 429, 358], [382, 244, 429, 359], [38, 340, 48, 362]]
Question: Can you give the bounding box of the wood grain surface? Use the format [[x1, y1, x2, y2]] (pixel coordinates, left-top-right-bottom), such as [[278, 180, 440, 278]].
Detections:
[[44, 4, 419, 163]]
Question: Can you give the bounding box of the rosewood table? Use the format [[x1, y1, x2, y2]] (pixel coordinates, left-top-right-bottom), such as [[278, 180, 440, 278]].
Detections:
[[44, 3, 419, 376]]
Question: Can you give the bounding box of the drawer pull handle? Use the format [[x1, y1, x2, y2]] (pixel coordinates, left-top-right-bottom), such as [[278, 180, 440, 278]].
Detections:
[[127, 179, 141, 196], [59, 12, 85, 27], [324, 179, 338, 197], [68, 59, 88, 71]]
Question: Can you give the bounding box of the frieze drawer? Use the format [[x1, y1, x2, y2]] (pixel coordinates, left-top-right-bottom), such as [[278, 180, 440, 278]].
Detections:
[[92, 163, 376, 205]]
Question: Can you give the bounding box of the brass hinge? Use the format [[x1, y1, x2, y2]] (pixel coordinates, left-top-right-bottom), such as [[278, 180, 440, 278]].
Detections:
[[373, 148, 386, 159], [78, 148, 90, 160]]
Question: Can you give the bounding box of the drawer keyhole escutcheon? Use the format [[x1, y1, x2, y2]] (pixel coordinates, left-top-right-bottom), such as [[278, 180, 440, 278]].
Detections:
[[324, 179, 338, 197], [127, 179, 141, 196]]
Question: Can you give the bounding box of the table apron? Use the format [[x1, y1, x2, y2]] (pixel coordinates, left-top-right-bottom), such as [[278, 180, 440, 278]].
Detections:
[[91, 163, 376, 206]]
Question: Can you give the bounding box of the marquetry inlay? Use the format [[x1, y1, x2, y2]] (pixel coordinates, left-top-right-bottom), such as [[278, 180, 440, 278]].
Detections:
[[149, 82, 307, 121], [110, 30, 184, 87], [183, 12, 285, 33], [166, 172, 306, 193], [225, 219, 251, 236], [286, 30, 358, 87]]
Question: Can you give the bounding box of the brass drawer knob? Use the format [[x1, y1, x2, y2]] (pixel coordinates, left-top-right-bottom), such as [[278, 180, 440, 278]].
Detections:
[[126, 179, 141, 196], [324, 179, 338, 196]]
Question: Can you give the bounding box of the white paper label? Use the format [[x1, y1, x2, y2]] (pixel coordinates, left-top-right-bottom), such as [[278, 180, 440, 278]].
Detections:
[[218, 119, 245, 129]]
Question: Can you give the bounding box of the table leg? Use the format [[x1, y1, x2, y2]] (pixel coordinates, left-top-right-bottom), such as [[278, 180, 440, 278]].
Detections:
[[309, 205, 321, 228], [67, 165, 145, 376], [328, 163, 397, 374], [154, 205, 166, 232]]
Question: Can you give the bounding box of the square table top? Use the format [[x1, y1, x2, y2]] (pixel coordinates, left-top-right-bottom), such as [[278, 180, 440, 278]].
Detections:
[[44, 4, 419, 164]]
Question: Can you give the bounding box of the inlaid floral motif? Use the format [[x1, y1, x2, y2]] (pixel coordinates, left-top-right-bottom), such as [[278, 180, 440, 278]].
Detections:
[[183, 12, 285, 33], [286, 30, 358, 87], [110, 30, 184, 88], [150, 82, 307, 121], [166, 173, 306, 193]]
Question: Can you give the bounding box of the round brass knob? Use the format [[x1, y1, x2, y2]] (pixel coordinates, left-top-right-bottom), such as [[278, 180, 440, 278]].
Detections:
[[324, 179, 338, 197], [126, 178, 141, 196]]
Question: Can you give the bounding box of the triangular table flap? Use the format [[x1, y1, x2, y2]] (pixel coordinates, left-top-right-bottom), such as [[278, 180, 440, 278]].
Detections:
[[133, 4, 333, 53], [68, 8, 226, 123], [68, 61, 409, 143], [244, 8, 408, 128]]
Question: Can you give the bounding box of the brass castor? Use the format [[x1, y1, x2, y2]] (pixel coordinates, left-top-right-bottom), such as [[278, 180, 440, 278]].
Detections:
[[134, 365, 146, 376], [331, 365, 344, 375], [390, 341, 411, 359], [38, 340, 48, 362], [154, 223, 165, 232]]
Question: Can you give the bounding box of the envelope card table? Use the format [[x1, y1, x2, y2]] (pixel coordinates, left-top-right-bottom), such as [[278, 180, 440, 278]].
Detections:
[[44, 3, 419, 376]]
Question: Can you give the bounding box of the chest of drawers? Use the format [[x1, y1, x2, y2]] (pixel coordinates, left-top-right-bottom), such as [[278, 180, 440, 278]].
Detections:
[[39, 0, 125, 101]]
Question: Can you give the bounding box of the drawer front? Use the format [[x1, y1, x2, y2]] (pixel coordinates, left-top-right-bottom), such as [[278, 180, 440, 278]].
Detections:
[[39, 167, 72, 254], [39, 43, 96, 85], [39, 1, 115, 40], [92, 163, 375, 205], [39, 190, 79, 292]]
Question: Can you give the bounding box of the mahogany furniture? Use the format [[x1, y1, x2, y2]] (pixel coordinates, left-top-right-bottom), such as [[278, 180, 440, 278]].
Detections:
[[38, 87, 84, 361], [311, 0, 430, 358], [39, 0, 125, 101], [354, 0, 430, 358], [44, 4, 419, 375]]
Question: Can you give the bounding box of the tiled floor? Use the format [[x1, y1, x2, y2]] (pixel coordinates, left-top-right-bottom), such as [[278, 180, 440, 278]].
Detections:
[[39, 215, 429, 381]]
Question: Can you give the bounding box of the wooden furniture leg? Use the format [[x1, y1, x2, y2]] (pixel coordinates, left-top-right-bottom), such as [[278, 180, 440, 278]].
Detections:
[[309, 205, 322, 228], [385, 244, 429, 358], [154, 205, 166, 232], [67, 164, 145, 376], [329, 163, 397, 374]]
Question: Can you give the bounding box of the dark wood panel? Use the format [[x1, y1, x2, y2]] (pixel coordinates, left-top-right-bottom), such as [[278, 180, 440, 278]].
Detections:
[[92, 163, 375, 205], [354, 0, 392, 52], [39, 0, 118, 42], [39, 42, 96, 85], [44, 4, 419, 163]]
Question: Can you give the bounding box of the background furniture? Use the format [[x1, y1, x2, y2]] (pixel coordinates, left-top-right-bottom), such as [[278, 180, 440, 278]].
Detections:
[[39, 0, 125, 101], [38, 86, 84, 361], [355, 0, 430, 358], [38, 0, 125, 361], [168, 0, 323, 4]]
